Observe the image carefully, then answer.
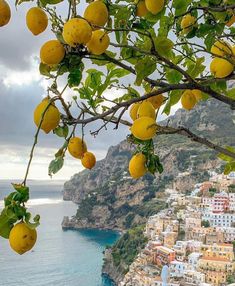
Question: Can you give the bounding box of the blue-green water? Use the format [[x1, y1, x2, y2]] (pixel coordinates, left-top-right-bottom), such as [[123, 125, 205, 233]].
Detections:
[[0, 180, 119, 286]]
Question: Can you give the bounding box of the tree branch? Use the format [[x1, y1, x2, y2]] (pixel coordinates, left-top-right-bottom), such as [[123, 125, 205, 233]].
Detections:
[[157, 125, 235, 160]]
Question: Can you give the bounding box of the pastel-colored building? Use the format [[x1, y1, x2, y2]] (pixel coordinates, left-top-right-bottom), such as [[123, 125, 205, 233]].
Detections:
[[154, 246, 176, 266]]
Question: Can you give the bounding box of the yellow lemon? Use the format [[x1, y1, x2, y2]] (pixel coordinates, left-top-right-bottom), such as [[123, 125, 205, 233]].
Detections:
[[147, 93, 166, 109], [181, 90, 197, 111], [84, 1, 108, 28], [136, 1, 148, 17], [145, 0, 164, 15], [129, 102, 141, 121], [68, 137, 87, 159], [210, 57, 234, 78], [211, 40, 232, 57], [86, 30, 110, 55], [62, 18, 92, 46], [129, 153, 147, 179], [192, 89, 202, 102], [137, 101, 155, 119], [26, 7, 48, 36], [0, 0, 10, 27], [81, 152, 96, 169], [181, 14, 196, 33], [9, 222, 37, 255], [34, 98, 60, 134], [130, 116, 157, 140], [40, 40, 65, 65]]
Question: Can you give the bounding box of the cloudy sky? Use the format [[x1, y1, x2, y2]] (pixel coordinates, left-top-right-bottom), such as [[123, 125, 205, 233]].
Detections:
[[0, 0, 177, 181]]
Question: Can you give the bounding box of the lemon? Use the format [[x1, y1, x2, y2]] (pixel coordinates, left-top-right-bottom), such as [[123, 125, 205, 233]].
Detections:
[[181, 14, 196, 33], [210, 57, 234, 78], [40, 40, 65, 65], [84, 1, 108, 28], [34, 98, 60, 134], [145, 0, 164, 15], [191, 89, 202, 102], [211, 40, 232, 57], [0, 0, 10, 27], [129, 102, 141, 121], [129, 153, 147, 179], [68, 137, 87, 159], [9, 222, 37, 255], [26, 7, 48, 36], [81, 151, 96, 169], [62, 18, 92, 47], [86, 30, 110, 55], [130, 116, 157, 140], [137, 101, 155, 119], [181, 90, 197, 111], [136, 1, 148, 17], [147, 93, 166, 109]]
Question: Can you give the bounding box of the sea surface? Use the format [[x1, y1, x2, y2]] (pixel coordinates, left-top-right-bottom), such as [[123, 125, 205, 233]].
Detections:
[[0, 180, 119, 286]]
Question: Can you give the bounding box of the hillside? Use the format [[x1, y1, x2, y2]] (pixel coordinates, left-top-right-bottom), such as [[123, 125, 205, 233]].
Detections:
[[62, 99, 234, 231]]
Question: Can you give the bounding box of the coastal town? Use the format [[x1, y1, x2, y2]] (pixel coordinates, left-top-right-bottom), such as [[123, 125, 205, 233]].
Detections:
[[120, 172, 235, 286]]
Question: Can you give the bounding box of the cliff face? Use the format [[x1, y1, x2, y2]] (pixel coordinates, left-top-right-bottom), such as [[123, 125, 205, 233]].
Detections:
[[62, 99, 234, 231]]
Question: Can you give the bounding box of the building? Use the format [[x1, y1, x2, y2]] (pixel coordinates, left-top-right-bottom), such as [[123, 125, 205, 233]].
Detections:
[[216, 226, 235, 242], [202, 211, 235, 227], [170, 260, 188, 278], [183, 270, 206, 285], [154, 246, 176, 266], [188, 252, 202, 270], [200, 243, 234, 261], [173, 241, 187, 261]]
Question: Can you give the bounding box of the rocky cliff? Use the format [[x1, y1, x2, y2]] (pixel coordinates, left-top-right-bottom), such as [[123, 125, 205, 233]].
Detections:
[[62, 99, 234, 231]]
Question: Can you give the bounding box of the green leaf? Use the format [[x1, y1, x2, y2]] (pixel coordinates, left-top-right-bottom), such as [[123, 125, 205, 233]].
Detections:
[[225, 88, 235, 99], [0, 208, 18, 239], [39, 63, 53, 77], [54, 125, 69, 138], [68, 69, 82, 88], [186, 57, 205, 78], [218, 146, 235, 162], [135, 56, 156, 86], [25, 213, 40, 229], [154, 37, 174, 57], [165, 69, 183, 84], [11, 184, 29, 203], [163, 90, 182, 115], [172, 0, 191, 16], [48, 156, 64, 176]]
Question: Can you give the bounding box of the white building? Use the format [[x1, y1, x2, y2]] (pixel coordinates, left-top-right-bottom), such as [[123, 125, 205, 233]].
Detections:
[[202, 211, 235, 227], [170, 261, 188, 278], [183, 270, 206, 285], [216, 227, 235, 242], [229, 192, 235, 211], [188, 252, 202, 270]]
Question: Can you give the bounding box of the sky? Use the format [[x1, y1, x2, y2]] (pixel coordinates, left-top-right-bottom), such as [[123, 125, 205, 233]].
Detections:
[[0, 0, 178, 181]]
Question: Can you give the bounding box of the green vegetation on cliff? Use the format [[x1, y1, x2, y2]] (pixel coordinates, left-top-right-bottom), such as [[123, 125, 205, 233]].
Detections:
[[111, 225, 148, 274]]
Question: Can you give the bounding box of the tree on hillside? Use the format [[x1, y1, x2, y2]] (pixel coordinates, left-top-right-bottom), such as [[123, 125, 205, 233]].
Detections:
[[0, 0, 235, 253]]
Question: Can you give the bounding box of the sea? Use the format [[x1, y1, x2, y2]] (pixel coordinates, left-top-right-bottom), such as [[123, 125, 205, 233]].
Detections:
[[0, 180, 119, 286]]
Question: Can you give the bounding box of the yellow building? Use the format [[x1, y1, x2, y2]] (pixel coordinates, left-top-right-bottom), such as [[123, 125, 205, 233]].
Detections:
[[201, 243, 234, 261], [198, 257, 235, 285]]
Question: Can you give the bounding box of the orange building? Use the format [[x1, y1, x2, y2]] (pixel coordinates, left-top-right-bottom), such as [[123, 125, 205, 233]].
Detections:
[[154, 246, 176, 266]]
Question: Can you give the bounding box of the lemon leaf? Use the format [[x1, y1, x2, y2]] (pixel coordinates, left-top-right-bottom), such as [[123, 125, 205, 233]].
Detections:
[[48, 156, 64, 177]]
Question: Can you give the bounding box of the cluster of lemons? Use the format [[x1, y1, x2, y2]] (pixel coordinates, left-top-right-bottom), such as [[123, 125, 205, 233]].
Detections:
[[135, 0, 164, 17], [33, 1, 110, 67], [210, 40, 235, 79], [180, 14, 235, 79], [128, 93, 165, 179], [34, 98, 96, 170]]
